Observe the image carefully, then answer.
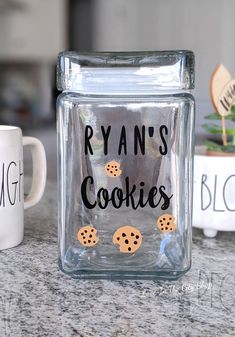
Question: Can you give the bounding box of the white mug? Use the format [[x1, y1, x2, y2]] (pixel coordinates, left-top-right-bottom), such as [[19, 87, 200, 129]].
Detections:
[[0, 125, 47, 250]]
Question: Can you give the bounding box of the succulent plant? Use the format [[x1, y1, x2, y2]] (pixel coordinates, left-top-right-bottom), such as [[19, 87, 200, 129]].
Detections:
[[203, 105, 235, 153]]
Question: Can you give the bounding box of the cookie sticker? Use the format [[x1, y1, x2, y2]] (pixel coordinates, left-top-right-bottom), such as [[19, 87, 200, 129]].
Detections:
[[77, 225, 99, 247], [105, 160, 122, 178], [113, 225, 142, 253], [156, 214, 176, 233]]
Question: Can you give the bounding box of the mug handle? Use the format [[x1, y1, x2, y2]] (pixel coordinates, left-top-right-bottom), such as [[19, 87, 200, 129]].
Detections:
[[23, 137, 47, 210]]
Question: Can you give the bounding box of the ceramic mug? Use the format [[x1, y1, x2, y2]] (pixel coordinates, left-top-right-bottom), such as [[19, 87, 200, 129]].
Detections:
[[0, 125, 47, 250]]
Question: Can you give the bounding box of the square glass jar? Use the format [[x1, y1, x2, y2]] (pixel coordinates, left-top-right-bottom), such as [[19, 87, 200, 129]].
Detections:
[[57, 51, 195, 280]]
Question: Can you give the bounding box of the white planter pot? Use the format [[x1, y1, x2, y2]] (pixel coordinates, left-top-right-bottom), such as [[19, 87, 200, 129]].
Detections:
[[193, 146, 235, 237]]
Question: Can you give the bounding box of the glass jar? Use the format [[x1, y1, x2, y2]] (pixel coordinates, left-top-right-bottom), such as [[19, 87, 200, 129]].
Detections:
[[57, 51, 195, 280]]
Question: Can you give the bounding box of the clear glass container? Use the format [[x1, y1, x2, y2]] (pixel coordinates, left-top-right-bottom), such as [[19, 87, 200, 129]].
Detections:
[[57, 51, 195, 280]]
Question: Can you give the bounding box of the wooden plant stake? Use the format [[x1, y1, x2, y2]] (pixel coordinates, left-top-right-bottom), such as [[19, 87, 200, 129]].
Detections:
[[221, 115, 227, 146], [210, 64, 235, 146]]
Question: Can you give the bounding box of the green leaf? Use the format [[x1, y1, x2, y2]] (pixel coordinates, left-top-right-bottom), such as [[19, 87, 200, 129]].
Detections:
[[204, 140, 235, 153], [205, 140, 235, 153], [204, 109, 235, 121], [204, 113, 221, 120], [231, 105, 235, 114], [202, 123, 235, 135], [228, 114, 235, 122], [204, 140, 223, 152], [221, 144, 235, 152], [202, 123, 222, 134], [225, 129, 235, 135]]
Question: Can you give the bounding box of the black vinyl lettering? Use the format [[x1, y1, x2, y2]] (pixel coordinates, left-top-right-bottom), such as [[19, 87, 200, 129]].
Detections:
[[159, 185, 173, 210], [201, 174, 212, 211], [134, 126, 145, 155], [220, 99, 229, 112], [81, 176, 96, 209], [85, 126, 93, 155], [118, 126, 127, 155], [223, 175, 235, 211], [19, 160, 23, 202], [0, 163, 5, 207], [159, 125, 168, 155], [101, 126, 111, 155], [7, 161, 18, 206], [213, 175, 224, 212]]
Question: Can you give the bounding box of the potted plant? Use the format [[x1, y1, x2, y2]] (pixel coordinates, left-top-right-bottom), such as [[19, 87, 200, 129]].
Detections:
[[203, 105, 235, 155], [193, 64, 235, 237]]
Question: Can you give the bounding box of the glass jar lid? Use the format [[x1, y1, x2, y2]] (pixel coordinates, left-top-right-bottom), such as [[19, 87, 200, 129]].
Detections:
[[57, 50, 195, 94]]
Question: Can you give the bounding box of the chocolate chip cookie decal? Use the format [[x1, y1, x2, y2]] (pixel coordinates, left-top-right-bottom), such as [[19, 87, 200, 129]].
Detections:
[[156, 214, 176, 233], [105, 160, 122, 178], [113, 225, 142, 253], [77, 225, 99, 247]]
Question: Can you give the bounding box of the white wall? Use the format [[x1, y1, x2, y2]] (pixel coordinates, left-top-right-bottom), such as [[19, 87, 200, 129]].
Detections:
[[0, 0, 67, 62], [93, 0, 235, 134]]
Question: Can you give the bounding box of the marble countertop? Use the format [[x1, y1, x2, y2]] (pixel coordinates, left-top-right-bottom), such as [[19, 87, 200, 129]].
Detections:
[[0, 181, 234, 337]]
